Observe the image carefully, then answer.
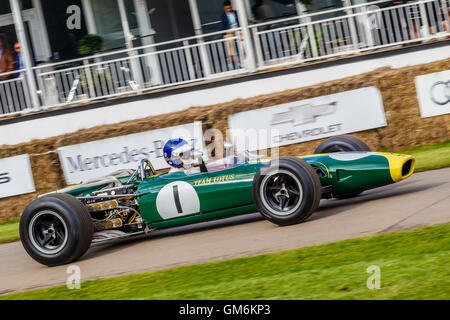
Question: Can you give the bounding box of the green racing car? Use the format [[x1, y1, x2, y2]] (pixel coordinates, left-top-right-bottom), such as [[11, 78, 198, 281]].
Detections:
[[19, 135, 415, 266]]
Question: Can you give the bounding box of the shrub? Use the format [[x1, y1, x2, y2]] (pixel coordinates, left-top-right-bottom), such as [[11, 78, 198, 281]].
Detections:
[[78, 34, 103, 55]]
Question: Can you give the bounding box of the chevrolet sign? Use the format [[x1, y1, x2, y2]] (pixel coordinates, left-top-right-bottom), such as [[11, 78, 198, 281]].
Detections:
[[228, 87, 386, 152], [270, 102, 337, 126]]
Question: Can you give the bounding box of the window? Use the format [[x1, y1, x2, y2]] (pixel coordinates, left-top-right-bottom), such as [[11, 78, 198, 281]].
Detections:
[[306, 0, 346, 20], [91, 0, 123, 50], [145, 0, 194, 42], [250, 0, 297, 22], [194, 0, 225, 33], [0, 0, 32, 15]]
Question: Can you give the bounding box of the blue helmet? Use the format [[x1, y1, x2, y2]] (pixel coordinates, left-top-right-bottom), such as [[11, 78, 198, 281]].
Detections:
[[163, 138, 189, 168]]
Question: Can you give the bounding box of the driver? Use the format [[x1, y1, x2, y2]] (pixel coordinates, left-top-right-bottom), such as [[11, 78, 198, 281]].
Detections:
[[163, 138, 192, 171]]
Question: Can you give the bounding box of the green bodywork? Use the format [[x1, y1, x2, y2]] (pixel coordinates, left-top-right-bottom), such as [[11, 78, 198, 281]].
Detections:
[[66, 152, 414, 230]]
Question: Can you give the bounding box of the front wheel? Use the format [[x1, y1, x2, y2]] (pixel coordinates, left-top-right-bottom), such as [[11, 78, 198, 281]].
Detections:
[[314, 135, 371, 154], [253, 157, 322, 226], [20, 193, 93, 266]]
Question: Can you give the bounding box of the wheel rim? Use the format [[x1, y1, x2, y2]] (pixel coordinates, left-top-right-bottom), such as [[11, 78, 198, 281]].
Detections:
[[28, 210, 68, 255], [260, 169, 303, 216]]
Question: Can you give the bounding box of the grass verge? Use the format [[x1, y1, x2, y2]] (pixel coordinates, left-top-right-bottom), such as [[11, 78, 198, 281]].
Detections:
[[0, 220, 19, 245], [2, 223, 449, 300]]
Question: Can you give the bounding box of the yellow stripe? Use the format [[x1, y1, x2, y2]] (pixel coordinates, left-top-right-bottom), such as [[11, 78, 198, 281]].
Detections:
[[248, 158, 271, 164], [297, 153, 331, 158], [307, 161, 330, 178], [235, 172, 257, 178]]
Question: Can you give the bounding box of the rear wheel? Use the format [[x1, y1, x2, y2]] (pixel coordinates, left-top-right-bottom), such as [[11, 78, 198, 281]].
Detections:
[[20, 193, 93, 266], [253, 157, 321, 226], [314, 135, 371, 154]]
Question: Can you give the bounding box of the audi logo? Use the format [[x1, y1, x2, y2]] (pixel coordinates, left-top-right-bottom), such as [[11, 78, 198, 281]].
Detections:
[[430, 81, 450, 105]]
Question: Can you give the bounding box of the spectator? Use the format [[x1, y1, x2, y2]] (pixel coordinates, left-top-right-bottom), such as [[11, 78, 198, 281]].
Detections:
[[403, 0, 437, 39], [221, 0, 240, 64], [0, 34, 15, 80], [14, 42, 24, 78], [439, 3, 450, 34], [221, 1, 239, 31]]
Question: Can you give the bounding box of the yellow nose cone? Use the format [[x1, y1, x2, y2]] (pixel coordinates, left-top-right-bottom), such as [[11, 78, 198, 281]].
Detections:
[[376, 153, 416, 182]]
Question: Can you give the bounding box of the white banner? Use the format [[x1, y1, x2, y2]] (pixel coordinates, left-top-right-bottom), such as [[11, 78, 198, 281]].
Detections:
[[58, 122, 204, 185], [228, 87, 386, 152], [415, 69, 450, 118], [0, 155, 35, 199]]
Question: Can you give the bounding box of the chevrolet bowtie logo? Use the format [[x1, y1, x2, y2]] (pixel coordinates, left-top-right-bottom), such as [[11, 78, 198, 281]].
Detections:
[[270, 101, 337, 126]]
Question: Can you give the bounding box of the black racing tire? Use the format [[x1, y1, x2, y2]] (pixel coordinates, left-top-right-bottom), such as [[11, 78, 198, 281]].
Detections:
[[19, 193, 93, 267], [253, 156, 322, 226], [314, 135, 371, 154]]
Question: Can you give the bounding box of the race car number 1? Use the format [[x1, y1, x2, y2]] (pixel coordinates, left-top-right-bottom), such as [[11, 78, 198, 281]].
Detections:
[[156, 181, 200, 219]]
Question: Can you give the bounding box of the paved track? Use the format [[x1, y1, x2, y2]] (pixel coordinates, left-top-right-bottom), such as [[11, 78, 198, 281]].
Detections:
[[1, 168, 449, 295]]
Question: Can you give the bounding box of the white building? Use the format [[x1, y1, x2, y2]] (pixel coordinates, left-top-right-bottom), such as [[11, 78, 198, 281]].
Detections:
[[0, 0, 448, 118]]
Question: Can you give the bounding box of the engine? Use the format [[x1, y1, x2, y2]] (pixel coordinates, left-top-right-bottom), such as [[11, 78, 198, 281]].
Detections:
[[81, 185, 144, 232]]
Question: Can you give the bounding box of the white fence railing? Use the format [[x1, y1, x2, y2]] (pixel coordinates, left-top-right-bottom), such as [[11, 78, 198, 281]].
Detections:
[[0, 0, 448, 116], [0, 69, 32, 115], [33, 28, 246, 109], [250, 0, 450, 68]]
